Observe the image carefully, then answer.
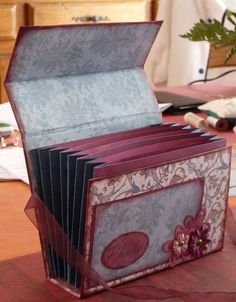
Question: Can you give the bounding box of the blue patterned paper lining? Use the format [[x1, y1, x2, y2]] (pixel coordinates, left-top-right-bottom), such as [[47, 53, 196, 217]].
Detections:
[[9, 23, 161, 82], [9, 68, 162, 149]]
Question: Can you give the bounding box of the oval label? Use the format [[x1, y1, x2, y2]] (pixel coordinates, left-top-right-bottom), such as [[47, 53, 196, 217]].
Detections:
[[101, 232, 149, 269]]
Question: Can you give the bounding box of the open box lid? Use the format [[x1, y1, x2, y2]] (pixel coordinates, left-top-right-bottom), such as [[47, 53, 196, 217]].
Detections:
[[5, 22, 162, 151]]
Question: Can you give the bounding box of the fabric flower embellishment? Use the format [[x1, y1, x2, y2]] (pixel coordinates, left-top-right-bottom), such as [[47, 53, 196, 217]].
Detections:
[[163, 225, 190, 266], [184, 208, 206, 231], [163, 208, 211, 266], [188, 224, 211, 258]]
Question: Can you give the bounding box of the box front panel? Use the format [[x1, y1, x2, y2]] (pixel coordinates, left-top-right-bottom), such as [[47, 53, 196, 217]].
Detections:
[[85, 147, 231, 294]]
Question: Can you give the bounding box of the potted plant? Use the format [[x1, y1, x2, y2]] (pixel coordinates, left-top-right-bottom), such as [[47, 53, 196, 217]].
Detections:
[[181, 9, 236, 64]]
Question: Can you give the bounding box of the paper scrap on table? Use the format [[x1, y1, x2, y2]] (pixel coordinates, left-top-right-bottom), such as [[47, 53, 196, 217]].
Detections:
[[159, 103, 172, 112], [0, 147, 29, 184], [0, 102, 18, 130]]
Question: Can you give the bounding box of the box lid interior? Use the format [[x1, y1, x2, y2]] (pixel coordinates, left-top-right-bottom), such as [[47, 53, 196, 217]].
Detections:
[[5, 22, 162, 150]]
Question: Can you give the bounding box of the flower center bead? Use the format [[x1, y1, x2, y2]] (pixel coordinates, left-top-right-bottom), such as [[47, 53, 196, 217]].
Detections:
[[178, 240, 185, 246], [197, 238, 203, 245]]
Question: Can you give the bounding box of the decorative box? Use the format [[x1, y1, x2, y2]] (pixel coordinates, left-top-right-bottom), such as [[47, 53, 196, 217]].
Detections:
[[4, 22, 231, 298]]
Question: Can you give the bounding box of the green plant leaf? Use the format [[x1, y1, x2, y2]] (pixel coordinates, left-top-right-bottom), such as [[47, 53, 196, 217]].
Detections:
[[181, 10, 236, 64]]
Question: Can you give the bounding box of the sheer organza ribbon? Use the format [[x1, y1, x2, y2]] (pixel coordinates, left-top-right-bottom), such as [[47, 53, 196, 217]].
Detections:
[[25, 192, 236, 301]]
